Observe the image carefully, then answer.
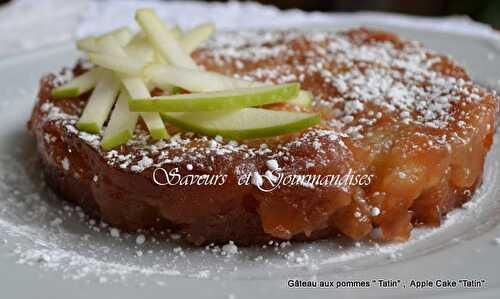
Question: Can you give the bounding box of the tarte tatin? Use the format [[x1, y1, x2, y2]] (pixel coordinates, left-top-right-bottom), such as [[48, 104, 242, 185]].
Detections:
[[29, 28, 498, 245]]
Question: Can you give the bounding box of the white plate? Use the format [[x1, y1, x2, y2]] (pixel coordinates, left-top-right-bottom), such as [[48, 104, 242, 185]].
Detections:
[[1, 24, 500, 299]]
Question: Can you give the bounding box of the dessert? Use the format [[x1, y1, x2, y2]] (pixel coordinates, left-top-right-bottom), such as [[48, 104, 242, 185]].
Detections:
[[28, 9, 498, 245]]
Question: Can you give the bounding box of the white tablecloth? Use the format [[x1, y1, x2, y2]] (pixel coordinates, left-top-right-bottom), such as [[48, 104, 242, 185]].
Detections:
[[0, 0, 499, 57]]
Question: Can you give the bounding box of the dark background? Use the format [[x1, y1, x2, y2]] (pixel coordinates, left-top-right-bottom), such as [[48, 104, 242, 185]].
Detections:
[[1, 0, 498, 27], [252, 0, 500, 28]]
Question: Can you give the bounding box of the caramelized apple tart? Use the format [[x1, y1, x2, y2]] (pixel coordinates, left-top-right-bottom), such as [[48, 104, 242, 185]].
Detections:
[[29, 27, 498, 245]]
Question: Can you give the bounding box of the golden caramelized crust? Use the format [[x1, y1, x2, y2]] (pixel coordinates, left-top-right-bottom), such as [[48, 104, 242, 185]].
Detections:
[[29, 28, 498, 244]]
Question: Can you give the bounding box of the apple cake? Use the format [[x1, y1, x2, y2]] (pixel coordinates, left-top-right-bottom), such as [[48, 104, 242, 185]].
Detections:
[[28, 28, 498, 245]]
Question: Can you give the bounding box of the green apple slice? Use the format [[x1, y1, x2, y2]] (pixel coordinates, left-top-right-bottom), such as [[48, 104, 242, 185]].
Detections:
[[144, 64, 312, 107], [223, 79, 314, 108], [124, 33, 155, 63], [76, 70, 120, 133], [230, 82, 314, 108], [127, 31, 168, 64], [180, 23, 215, 53], [76, 36, 98, 52], [88, 52, 146, 76], [51, 68, 101, 99], [122, 77, 169, 140], [76, 27, 133, 52], [172, 25, 183, 40], [101, 90, 139, 150], [98, 27, 133, 47], [144, 64, 261, 93], [129, 83, 299, 112], [96, 34, 129, 54], [135, 9, 198, 69], [88, 35, 149, 75], [91, 35, 168, 140], [145, 64, 260, 90], [160, 108, 320, 140]]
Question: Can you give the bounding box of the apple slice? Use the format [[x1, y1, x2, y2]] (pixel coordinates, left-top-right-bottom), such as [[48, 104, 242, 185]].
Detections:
[[161, 108, 320, 140], [101, 90, 138, 150], [76, 37, 97, 52], [76, 70, 120, 133], [91, 35, 168, 140], [122, 77, 169, 140], [144, 64, 313, 107], [90, 35, 149, 74], [144, 64, 260, 93], [135, 9, 198, 69], [172, 25, 183, 40], [124, 33, 155, 63], [88, 52, 146, 76], [129, 83, 299, 112], [106, 27, 134, 46], [180, 23, 215, 53], [51, 68, 101, 99], [228, 81, 314, 108], [76, 27, 133, 52], [76, 36, 98, 52]]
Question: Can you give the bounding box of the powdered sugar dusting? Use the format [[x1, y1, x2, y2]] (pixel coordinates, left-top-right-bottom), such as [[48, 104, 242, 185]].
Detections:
[[4, 28, 500, 285], [0, 129, 499, 283], [37, 29, 498, 180]]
